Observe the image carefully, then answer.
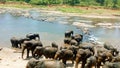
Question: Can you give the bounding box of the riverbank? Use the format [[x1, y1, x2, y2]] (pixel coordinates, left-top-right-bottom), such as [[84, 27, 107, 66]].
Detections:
[[0, 47, 83, 68], [0, 47, 27, 68], [0, 3, 120, 19]]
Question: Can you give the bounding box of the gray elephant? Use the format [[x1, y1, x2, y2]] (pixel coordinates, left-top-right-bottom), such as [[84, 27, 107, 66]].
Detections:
[[79, 43, 95, 55], [54, 49, 74, 65], [33, 45, 58, 59], [112, 55, 120, 62], [26, 33, 40, 40], [95, 47, 113, 68], [70, 39, 78, 46], [73, 34, 83, 45], [26, 58, 65, 68], [64, 37, 71, 44], [51, 42, 58, 48], [85, 56, 97, 68], [104, 42, 119, 56], [65, 30, 73, 38], [22, 40, 43, 59], [10, 37, 30, 48], [75, 49, 93, 68]]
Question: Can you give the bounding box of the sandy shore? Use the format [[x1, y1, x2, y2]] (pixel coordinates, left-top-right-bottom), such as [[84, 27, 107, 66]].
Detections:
[[0, 47, 82, 68], [0, 47, 28, 68]]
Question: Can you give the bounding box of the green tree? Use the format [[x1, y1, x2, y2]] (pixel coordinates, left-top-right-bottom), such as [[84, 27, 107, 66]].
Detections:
[[113, 0, 117, 8], [0, 0, 6, 4]]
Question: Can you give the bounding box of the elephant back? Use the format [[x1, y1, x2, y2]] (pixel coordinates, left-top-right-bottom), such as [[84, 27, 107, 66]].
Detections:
[[43, 47, 58, 59]]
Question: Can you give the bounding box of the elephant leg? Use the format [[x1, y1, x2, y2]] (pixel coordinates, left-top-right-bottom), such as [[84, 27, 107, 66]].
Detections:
[[62, 59, 66, 65], [31, 50, 34, 57], [81, 60, 86, 68], [75, 57, 80, 68], [22, 46, 26, 59], [72, 58, 74, 64], [15, 43, 18, 48], [19, 44, 22, 49], [27, 49, 30, 58], [97, 61, 101, 68], [12, 43, 15, 47]]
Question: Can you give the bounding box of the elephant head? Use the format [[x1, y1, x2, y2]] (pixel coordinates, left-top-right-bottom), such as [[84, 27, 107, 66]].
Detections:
[[65, 30, 74, 38]]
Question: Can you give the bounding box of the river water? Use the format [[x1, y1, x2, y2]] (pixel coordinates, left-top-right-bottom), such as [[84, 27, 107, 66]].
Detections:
[[0, 10, 120, 48]]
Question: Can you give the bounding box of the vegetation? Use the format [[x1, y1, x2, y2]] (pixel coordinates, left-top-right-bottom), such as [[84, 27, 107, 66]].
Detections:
[[0, 0, 120, 9], [0, 0, 120, 15]]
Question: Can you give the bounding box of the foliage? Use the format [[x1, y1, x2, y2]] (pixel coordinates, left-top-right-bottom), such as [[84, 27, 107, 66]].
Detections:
[[1, 0, 120, 9]]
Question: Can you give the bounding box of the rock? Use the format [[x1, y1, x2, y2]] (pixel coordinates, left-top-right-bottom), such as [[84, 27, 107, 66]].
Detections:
[[72, 22, 95, 28], [95, 23, 112, 26]]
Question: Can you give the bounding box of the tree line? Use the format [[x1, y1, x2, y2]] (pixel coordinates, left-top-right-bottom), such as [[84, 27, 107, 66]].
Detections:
[[0, 0, 120, 9]]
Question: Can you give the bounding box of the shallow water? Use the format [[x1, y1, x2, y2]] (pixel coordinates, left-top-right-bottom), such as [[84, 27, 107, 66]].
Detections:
[[0, 12, 120, 47]]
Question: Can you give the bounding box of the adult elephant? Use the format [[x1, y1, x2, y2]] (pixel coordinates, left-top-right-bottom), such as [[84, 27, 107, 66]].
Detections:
[[54, 49, 74, 65], [64, 37, 71, 44], [73, 34, 83, 45], [95, 47, 113, 68], [10, 37, 30, 48], [104, 42, 119, 56], [65, 30, 73, 38], [22, 40, 43, 59], [26, 58, 65, 68], [33, 46, 58, 59], [75, 49, 93, 68], [26, 33, 40, 40]]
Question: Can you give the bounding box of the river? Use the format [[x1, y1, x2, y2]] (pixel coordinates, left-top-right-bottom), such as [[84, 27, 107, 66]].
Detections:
[[0, 9, 120, 48]]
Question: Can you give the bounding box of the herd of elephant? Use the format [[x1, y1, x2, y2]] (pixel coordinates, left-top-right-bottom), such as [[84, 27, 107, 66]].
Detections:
[[10, 31, 120, 68]]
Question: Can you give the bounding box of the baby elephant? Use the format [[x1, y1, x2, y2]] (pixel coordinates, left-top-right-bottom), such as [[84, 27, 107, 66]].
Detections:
[[26, 58, 65, 68]]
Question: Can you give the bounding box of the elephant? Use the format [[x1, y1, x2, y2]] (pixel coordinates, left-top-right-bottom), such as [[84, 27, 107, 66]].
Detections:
[[70, 39, 78, 46], [79, 42, 95, 55], [26, 33, 40, 40], [51, 42, 58, 48], [95, 47, 113, 68], [104, 42, 119, 56], [75, 49, 93, 68], [10, 37, 30, 48], [102, 62, 120, 68], [43, 46, 58, 59], [73, 34, 83, 45], [33, 46, 58, 59], [64, 37, 71, 44], [85, 56, 97, 68], [54, 49, 74, 65], [26, 58, 39, 68], [26, 58, 65, 68], [33, 46, 43, 58], [112, 55, 120, 62], [60, 45, 79, 61], [21, 40, 43, 59], [65, 30, 73, 38]]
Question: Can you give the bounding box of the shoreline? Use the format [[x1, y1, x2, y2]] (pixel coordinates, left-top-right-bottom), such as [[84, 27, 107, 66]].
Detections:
[[0, 6, 120, 19]]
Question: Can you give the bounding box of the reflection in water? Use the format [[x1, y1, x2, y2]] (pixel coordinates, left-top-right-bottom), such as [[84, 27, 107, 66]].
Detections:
[[0, 12, 120, 47]]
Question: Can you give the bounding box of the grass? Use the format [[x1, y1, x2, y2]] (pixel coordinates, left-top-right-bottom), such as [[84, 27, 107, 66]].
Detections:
[[0, 2, 120, 15]]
